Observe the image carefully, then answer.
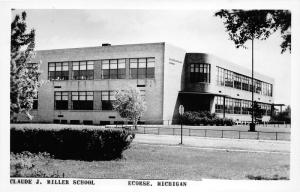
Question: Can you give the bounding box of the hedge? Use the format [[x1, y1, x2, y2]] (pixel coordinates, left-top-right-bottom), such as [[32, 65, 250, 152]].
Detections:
[[182, 111, 234, 126], [10, 124, 135, 161]]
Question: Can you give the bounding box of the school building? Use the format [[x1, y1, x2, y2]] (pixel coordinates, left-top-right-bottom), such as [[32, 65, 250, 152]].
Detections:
[[23, 42, 274, 125]]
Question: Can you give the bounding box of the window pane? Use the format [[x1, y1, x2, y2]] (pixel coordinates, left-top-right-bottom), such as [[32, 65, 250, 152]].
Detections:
[[110, 63, 118, 69], [147, 58, 155, 68], [102, 63, 109, 70], [130, 62, 138, 68], [102, 91, 109, 100], [118, 62, 125, 69], [80, 61, 86, 70], [62, 62, 69, 71], [139, 62, 146, 68], [73, 62, 79, 70], [56, 63, 62, 71], [87, 61, 94, 69]]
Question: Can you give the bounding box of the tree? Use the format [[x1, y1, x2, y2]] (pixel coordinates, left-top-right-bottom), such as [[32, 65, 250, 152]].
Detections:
[[214, 9, 291, 53], [11, 11, 42, 122], [214, 9, 291, 131], [253, 101, 264, 122], [113, 88, 147, 129]]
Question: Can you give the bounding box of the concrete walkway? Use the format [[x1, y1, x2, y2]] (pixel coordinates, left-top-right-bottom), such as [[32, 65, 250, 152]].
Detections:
[[133, 134, 290, 154]]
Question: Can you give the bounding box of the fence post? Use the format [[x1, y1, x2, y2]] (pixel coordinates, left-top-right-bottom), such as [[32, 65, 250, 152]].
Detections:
[[238, 131, 241, 139], [204, 129, 207, 137], [189, 129, 191, 136], [276, 132, 278, 140], [144, 126, 146, 134], [257, 132, 259, 140], [221, 130, 223, 138], [173, 128, 175, 135]]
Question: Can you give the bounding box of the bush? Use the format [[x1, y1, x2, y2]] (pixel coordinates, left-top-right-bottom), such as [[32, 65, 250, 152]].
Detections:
[[181, 111, 234, 126], [10, 151, 63, 177], [10, 124, 135, 161]]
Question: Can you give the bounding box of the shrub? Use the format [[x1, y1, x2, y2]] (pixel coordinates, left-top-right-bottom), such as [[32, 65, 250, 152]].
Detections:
[[181, 111, 234, 126], [10, 151, 63, 177], [10, 124, 135, 161]]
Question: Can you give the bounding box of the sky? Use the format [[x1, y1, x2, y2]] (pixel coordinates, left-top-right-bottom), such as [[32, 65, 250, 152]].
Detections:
[[12, 9, 291, 105]]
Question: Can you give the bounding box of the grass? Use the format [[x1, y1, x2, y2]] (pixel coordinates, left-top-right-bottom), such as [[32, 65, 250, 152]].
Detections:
[[11, 143, 290, 180]]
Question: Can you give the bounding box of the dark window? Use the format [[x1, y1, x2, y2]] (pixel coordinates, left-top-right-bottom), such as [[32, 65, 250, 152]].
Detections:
[[130, 58, 155, 79], [72, 61, 94, 80], [55, 92, 69, 110], [233, 74, 241, 89], [32, 94, 38, 110], [215, 96, 224, 113], [83, 120, 93, 125], [102, 59, 126, 79], [70, 120, 80, 124], [72, 91, 93, 110], [53, 119, 60, 124], [234, 99, 241, 114], [101, 91, 115, 110], [48, 62, 69, 80], [190, 63, 210, 83], [100, 121, 110, 125]]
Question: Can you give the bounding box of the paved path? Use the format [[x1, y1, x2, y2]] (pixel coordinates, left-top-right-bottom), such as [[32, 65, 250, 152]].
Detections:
[[133, 134, 290, 154]]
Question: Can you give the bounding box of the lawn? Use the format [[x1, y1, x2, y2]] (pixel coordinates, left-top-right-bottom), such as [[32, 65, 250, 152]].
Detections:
[[11, 143, 290, 180]]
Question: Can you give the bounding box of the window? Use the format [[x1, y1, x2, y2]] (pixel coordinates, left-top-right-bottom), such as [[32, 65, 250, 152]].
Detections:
[[72, 61, 94, 80], [102, 59, 126, 79], [101, 91, 116, 110], [215, 96, 224, 113], [225, 98, 234, 114], [241, 100, 251, 114], [190, 63, 210, 83], [48, 62, 69, 80], [216, 67, 273, 97], [129, 58, 155, 79], [72, 91, 93, 110], [32, 94, 38, 110], [55, 92, 69, 110], [233, 74, 241, 89], [241, 76, 249, 91], [233, 99, 241, 114]]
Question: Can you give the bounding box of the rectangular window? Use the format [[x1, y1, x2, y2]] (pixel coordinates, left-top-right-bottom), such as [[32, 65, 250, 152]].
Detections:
[[215, 96, 224, 113], [101, 59, 126, 79], [48, 62, 69, 80], [71, 91, 93, 110], [234, 99, 241, 114], [32, 94, 38, 110], [72, 61, 94, 80], [130, 58, 155, 79], [55, 92, 69, 110], [190, 63, 210, 83], [216, 67, 272, 97], [101, 91, 116, 110]]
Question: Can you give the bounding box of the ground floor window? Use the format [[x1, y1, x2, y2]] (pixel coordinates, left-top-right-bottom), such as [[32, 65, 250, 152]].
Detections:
[[215, 96, 224, 113], [71, 91, 93, 110], [55, 91, 69, 110], [101, 91, 115, 110], [215, 96, 271, 116]]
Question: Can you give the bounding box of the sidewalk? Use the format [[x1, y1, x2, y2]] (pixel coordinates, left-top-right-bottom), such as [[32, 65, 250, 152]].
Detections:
[[133, 134, 290, 153]]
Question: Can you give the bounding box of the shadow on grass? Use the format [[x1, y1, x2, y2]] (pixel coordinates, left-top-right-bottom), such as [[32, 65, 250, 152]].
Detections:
[[246, 174, 289, 180]]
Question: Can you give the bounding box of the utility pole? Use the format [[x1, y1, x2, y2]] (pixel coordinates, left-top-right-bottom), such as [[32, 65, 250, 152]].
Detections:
[[250, 37, 256, 132]]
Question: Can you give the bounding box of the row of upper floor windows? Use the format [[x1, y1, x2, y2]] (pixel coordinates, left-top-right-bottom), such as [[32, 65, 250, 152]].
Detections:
[[216, 67, 273, 97], [47, 57, 155, 81]]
